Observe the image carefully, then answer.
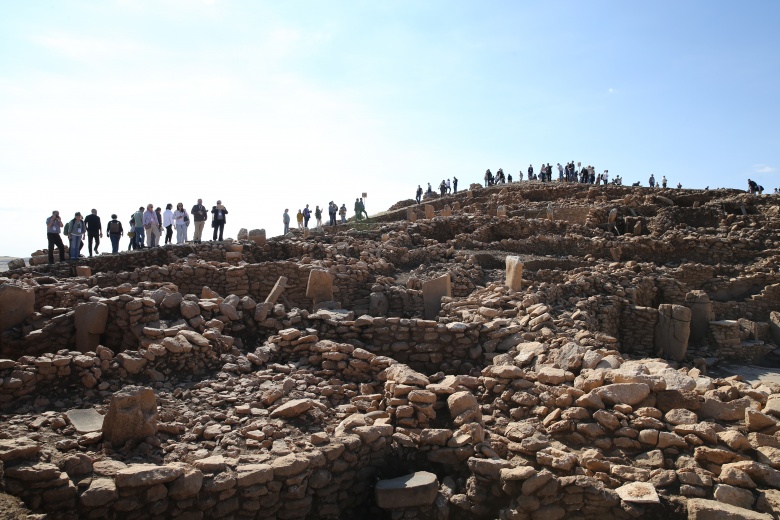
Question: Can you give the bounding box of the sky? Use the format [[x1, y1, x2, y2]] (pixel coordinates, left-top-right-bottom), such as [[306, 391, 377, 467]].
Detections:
[[0, 0, 778, 258]]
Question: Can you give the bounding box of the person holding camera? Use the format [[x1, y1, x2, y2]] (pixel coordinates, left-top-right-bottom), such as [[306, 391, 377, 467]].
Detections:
[[46, 210, 66, 264]]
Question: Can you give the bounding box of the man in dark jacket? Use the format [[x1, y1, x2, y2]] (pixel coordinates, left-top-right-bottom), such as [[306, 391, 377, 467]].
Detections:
[[84, 209, 103, 257], [191, 198, 208, 244], [211, 200, 228, 241]]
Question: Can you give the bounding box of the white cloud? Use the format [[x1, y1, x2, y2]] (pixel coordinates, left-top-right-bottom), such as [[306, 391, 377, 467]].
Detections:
[[753, 164, 776, 174], [31, 33, 149, 61], [608, 88, 615, 94]]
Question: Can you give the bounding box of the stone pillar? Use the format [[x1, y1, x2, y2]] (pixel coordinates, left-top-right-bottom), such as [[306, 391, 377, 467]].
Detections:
[[608, 208, 618, 223], [306, 270, 333, 305], [654, 304, 691, 362], [422, 274, 451, 320], [685, 291, 714, 345], [255, 276, 287, 322], [303, 228, 309, 239], [546, 203, 554, 220], [0, 282, 35, 332], [441, 205, 452, 217], [497, 206, 507, 218], [74, 301, 109, 353], [610, 247, 622, 262], [248, 229, 266, 245], [102, 385, 158, 447], [424, 205, 435, 219], [452, 202, 461, 211], [406, 207, 417, 222], [634, 221, 642, 235], [505, 256, 524, 291]]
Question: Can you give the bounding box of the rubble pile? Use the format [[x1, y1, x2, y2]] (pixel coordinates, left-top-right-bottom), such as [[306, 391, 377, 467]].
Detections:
[[2, 183, 780, 519]]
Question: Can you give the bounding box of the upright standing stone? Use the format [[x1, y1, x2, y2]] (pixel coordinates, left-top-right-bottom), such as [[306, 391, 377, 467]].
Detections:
[[424, 205, 435, 219], [75, 266, 92, 277], [248, 229, 266, 245], [102, 386, 158, 447], [608, 208, 618, 223], [467, 190, 473, 199], [770, 311, 780, 345], [306, 270, 333, 305], [406, 207, 417, 222], [654, 304, 691, 362], [685, 291, 714, 344], [422, 274, 451, 319], [441, 205, 452, 217], [634, 221, 642, 235], [547, 203, 554, 220], [74, 301, 109, 353], [452, 202, 461, 211], [303, 228, 309, 239], [610, 247, 622, 262], [505, 256, 524, 291], [0, 282, 35, 332], [497, 206, 507, 218]]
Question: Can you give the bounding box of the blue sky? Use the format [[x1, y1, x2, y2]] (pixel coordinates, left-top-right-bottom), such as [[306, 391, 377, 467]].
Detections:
[[0, 0, 778, 257]]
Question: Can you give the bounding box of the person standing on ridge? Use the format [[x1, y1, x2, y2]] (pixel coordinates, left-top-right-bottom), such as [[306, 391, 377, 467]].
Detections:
[[283, 209, 290, 235], [46, 210, 65, 264], [302, 204, 311, 228], [84, 209, 102, 257], [416, 185, 423, 204], [354, 198, 362, 221], [173, 203, 189, 244], [339, 204, 347, 223], [191, 199, 208, 244], [329, 202, 337, 226], [359, 198, 368, 220], [133, 207, 145, 249], [296, 209, 304, 229], [106, 214, 124, 254], [68, 212, 85, 261], [163, 204, 174, 244], [662, 176, 667, 189], [143, 204, 160, 247], [453, 176, 458, 193], [315, 205, 323, 228], [211, 200, 228, 241]]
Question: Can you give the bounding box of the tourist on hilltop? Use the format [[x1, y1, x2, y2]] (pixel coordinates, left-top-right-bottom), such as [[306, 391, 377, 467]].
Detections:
[[649, 174, 656, 188], [283, 209, 290, 235], [191, 199, 208, 244], [484, 169, 492, 187], [133, 207, 145, 249], [453, 176, 458, 193], [416, 185, 423, 204], [143, 204, 161, 247], [303, 204, 311, 228], [173, 203, 189, 244], [106, 214, 124, 254], [557, 163, 563, 181], [518, 170, 523, 182], [155, 207, 163, 238], [360, 198, 368, 219], [127, 216, 137, 250], [748, 179, 759, 194], [46, 210, 65, 264], [315, 205, 322, 228], [67, 212, 85, 261], [439, 180, 446, 196], [354, 198, 362, 221], [528, 164, 533, 181], [211, 200, 228, 241], [339, 204, 347, 223], [446, 178, 451, 193], [329, 201, 337, 226], [84, 209, 102, 257], [163, 204, 174, 245], [426, 183, 433, 197], [508, 172, 513, 183], [296, 209, 303, 229], [678, 183, 683, 189]]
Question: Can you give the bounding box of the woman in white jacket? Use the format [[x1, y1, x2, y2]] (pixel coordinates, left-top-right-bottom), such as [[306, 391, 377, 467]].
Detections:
[[173, 203, 189, 244]]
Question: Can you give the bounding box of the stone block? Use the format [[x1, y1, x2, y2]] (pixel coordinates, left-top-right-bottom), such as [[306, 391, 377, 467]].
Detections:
[[225, 251, 242, 261], [655, 304, 691, 362], [102, 386, 158, 447], [0, 282, 35, 332], [441, 205, 452, 217], [248, 229, 266, 245], [505, 256, 524, 291], [75, 266, 92, 277], [306, 270, 333, 305], [74, 301, 109, 353], [422, 274, 451, 319], [375, 471, 438, 509], [497, 206, 507, 218], [424, 204, 435, 219], [65, 408, 104, 433], [685, 291, 714, 344], [406, 207, 417, 222]]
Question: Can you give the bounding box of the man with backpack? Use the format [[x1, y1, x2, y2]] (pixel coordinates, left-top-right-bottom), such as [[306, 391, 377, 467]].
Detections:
[[84, 209, 103, 257], [106, 214, 124, 253], [68, 212, 86, 261]]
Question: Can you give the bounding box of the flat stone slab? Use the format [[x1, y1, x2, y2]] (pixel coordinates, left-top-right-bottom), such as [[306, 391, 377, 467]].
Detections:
[[65, 408, 105, 433], [713, 363, 780, 386], [615, 481, 659, 504], [375, 471, 438, 509]]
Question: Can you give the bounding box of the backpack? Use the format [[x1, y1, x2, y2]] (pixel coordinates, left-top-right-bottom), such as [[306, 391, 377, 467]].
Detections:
[[109, 221, 121, 234], [63, 221, 71, 236]]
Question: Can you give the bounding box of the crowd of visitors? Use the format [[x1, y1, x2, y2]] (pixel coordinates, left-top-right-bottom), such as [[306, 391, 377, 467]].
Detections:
[[286, 200, 356, 235], [45, 199, 229, 264]]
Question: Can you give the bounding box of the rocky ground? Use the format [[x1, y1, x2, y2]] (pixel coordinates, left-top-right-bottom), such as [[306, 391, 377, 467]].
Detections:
[[1, 182, 780, 519]]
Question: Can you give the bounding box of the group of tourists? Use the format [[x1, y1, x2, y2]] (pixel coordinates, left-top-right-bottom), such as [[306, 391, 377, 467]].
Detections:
[[416, 178, 459, 203], [283, 200, 362, 235], [45, 199, 229, 264]]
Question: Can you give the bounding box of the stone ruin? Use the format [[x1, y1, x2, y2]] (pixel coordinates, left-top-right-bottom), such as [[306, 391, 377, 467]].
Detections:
[[1, 183, 780, 519]]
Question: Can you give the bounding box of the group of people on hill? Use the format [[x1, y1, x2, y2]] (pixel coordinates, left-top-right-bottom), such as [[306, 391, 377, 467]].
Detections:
[[282, 199, 364, 235], [44, 199, 229, 264], [416, 178, 459, 203]]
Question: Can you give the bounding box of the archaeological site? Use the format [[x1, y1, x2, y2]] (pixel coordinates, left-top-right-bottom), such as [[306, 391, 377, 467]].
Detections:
[[4, 182, 780, 520]]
